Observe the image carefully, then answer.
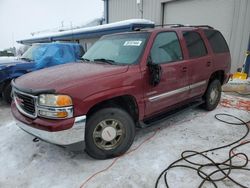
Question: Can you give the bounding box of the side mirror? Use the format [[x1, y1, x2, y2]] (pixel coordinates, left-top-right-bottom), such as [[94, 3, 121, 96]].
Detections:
[[147, 56, 162, 86]]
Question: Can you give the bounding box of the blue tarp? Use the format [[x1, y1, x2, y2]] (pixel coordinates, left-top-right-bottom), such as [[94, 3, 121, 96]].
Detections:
[[0, 42, 83, 84], [33, 43, 83, 69]]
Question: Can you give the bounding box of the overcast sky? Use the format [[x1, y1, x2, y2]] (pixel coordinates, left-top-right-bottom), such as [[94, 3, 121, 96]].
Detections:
[[0, 0, 104, 50]]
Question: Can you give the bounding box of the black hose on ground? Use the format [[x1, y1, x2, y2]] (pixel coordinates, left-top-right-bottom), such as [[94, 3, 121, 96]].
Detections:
[[155, 113, 250, 188], [33, 137, 39, 142]]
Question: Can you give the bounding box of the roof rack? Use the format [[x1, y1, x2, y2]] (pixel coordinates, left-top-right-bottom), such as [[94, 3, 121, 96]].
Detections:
[[186, 25, 214, 29], [155, 24, 214, 29], [155, 24, 185, 28]]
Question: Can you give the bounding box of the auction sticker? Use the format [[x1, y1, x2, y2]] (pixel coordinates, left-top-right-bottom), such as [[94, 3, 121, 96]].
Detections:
[[124, 41, 142, 46]]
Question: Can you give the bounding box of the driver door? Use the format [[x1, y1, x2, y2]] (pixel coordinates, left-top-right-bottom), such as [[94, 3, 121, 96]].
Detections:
[[143, 31, 190, 117]]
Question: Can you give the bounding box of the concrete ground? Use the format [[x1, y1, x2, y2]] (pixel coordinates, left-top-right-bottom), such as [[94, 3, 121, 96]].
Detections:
[[0, 94, 249, 188]]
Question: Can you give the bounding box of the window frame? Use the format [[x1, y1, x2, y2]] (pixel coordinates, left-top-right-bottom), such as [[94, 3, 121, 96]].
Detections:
[[182, 30, 208, 59], [149, 31, 184, 65]]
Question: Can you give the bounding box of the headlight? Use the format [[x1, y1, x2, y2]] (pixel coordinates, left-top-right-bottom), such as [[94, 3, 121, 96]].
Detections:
[[38, 94, 72, 107], [38, 94, 73, 119]]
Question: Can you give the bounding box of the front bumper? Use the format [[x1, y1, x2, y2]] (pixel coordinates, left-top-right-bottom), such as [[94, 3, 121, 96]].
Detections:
[[15, 115, 86, 146]]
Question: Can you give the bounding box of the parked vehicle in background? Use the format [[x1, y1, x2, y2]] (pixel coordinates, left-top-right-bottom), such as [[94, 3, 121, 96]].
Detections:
[[0, 42, 84, 103], [11, 25, 231, 159]]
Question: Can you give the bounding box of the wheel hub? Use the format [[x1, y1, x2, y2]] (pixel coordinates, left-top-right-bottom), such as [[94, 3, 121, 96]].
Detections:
[[211, 89, 216, 99], [101, 126, 117, 141], [210, 87, 219, 104], [93, 119, 125, 150]]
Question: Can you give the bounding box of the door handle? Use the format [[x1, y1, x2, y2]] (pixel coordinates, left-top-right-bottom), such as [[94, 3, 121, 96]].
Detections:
[[207, 62, 211, 67], [182, 67, 187, 72]]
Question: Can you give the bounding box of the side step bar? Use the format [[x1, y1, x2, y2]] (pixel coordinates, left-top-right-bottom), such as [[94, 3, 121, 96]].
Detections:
[[139, 100, 204, 128]]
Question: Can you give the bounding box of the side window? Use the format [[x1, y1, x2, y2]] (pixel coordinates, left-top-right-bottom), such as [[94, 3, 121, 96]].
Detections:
[[150, 32, 183, 64], [183, 31, 207, 58], [204, 30, 229, 53]]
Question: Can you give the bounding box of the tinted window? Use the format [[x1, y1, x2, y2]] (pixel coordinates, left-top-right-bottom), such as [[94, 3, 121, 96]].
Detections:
[[83, 33, 149, 65], [150, 32, 183, 64], [204, 30, 229, 53], [183, 31, 207, 58]]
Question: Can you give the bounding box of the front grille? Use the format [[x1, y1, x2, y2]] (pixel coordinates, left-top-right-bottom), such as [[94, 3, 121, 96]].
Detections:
[[14, 89, 37, 118]]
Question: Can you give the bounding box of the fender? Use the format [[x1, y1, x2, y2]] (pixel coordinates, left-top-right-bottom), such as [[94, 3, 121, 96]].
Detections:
[[2, 71, 30, 84], [9, 71, 30, 79], [75, 85, 144, 119], [0, 65, 32, 84]]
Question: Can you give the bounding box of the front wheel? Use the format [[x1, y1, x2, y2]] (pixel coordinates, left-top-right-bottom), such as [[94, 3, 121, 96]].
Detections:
[[85, 108, 135, 159], [203, 79, 221, 111]]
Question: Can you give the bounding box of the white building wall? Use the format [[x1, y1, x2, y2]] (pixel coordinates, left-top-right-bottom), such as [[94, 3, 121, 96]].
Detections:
[[108, 0, 250, 71], [230, 0, 250, 71], [109, 0, 141, 22], [109, 0, 173, 25]]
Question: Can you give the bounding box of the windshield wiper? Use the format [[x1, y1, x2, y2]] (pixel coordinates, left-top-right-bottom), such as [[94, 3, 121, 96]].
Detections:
[[94, 58, 116, 65], [20, 57, 32, 62], [80, 57, 90, 62]]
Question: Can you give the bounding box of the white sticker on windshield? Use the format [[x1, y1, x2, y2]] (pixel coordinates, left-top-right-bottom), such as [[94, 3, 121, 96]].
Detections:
[[124, 41, 142, 46]]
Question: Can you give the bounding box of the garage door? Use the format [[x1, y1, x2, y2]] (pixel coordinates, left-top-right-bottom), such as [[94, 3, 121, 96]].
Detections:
[[163, 0, 234, 46]]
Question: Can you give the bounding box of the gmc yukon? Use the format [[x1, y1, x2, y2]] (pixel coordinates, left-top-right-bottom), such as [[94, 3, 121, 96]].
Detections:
[[11, 26, 231, 159]]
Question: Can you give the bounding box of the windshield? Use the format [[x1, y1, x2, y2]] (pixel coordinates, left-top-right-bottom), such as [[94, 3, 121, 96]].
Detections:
[[21, 44, 46, 61], [82, 33, 149, 65]]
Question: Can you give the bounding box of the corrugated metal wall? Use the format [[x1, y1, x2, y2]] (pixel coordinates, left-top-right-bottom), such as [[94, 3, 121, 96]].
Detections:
[[108, 0, 250, 72], [230, 0, 250, 71], [109, 0, 173, 25], [108, 0, 141, 22]]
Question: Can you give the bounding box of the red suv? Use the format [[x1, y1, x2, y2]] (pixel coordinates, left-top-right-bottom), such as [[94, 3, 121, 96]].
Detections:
[[11, 25, 231, 159]]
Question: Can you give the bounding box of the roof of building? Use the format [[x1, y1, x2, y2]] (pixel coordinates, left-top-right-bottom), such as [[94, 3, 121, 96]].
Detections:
[[17, 19, 155, 45]]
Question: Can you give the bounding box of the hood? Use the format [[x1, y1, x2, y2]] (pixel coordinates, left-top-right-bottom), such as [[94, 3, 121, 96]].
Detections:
[[14, 62, 129, 92], [0, 56, 18, 64], [0, 57, 31, 70]]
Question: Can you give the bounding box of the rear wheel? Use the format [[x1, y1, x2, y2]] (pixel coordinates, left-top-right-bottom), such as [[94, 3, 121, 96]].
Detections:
[[2, 82, 12, 104], [85, 107, 135, 159], [203, 79, 221, 111]]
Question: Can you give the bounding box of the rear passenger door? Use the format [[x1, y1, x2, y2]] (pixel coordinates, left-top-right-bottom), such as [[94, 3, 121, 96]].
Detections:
[[182, 31, 212, 98], [144, 31, 189, 117]]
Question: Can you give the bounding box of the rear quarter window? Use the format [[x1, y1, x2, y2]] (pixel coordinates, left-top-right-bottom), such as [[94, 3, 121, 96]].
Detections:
[[204, 30, 229, 53]]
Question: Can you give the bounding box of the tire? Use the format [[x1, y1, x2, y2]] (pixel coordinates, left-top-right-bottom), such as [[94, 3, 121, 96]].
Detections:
[[2, 82, 12, 104], [85, 107, 135, 159], [203, 79, 221, 111]]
